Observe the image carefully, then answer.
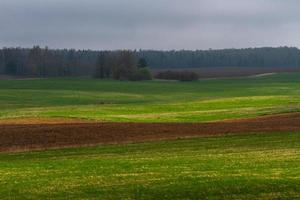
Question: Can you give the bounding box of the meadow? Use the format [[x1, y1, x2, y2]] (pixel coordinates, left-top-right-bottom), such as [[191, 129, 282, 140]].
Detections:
[[1, 73, 300, 199], [0, 132, 299, 199], [0, 73, 300, 122]]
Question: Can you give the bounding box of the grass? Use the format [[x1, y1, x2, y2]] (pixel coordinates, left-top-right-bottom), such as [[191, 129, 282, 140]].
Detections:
[[0, 73, 300, 122], [1, 73, 300, 199], [0, 132, 299, 199]]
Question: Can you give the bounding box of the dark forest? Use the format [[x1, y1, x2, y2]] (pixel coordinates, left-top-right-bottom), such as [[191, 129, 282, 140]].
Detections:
[[1, 46, 300, 77]]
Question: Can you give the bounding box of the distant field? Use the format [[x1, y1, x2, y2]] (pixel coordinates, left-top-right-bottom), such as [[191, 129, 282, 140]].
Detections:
[[152, 67, 300, 78], [0, 132, 299, 199], [0, 73, 300, 122]]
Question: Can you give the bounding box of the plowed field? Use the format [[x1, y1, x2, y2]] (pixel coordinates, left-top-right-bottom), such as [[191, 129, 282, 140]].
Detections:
[[1, 113, 300, 152]]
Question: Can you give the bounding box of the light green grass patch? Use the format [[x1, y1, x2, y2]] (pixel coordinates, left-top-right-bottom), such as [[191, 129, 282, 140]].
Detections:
[[0, 73, 300, 122]]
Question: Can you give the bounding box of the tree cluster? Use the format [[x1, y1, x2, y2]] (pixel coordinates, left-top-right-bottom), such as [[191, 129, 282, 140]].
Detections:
[[94, 50, 152, 81]]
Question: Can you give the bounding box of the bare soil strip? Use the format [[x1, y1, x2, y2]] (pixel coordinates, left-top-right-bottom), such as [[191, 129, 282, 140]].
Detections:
[[0, 118, 92, 125], [1, 113, 300, 152]]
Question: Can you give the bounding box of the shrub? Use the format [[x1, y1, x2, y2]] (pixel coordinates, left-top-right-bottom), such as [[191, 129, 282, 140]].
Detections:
[[129, 68, 153, 81], [155, 70, 199, 81]]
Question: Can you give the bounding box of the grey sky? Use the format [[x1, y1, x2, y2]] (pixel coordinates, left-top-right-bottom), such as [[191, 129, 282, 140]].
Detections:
[[1, 0, 300, 50]]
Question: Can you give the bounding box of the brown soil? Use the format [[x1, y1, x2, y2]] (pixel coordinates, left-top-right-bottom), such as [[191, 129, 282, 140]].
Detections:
[[1, 113, 300, 152], [0, 118, 92, 125]]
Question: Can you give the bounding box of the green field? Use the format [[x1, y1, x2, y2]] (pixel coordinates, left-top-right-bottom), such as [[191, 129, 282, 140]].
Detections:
[[1, 73, 300, 199], [0, 132, 299, 199], [0, 73, 300, 122]]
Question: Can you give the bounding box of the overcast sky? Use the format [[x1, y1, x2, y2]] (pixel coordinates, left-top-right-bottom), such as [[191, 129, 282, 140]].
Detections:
[[1, 0, 300, 50]]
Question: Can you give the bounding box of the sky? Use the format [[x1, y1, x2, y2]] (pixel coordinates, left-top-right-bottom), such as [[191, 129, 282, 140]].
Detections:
[[1, 0, 300, 50]]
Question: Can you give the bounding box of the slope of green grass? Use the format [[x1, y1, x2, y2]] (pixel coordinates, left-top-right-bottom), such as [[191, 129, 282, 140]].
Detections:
[[0, 132, 299, 199], [0, 73, 300, 122]]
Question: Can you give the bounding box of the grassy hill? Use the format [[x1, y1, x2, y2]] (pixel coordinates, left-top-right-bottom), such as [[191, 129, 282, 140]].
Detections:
[[0, 73, 300, 122]]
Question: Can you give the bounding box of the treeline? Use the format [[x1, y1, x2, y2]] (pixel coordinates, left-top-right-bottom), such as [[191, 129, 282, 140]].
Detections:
[[0, 46, 98, 77], [1, 46, 300, 77], [141, 47, 300, 68]]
